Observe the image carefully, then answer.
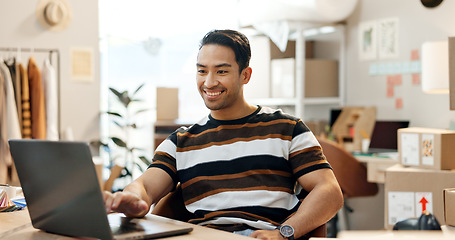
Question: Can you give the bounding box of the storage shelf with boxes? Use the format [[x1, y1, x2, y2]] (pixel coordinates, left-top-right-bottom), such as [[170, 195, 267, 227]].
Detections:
[[244, 24, 345, 121]]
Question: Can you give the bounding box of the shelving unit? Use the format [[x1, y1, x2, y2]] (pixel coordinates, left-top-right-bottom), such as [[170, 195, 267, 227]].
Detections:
[[245, 22, 346, 120]]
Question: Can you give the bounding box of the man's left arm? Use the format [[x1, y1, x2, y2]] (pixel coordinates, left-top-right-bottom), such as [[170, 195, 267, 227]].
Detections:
[[286, 168, 343, 238], [251, 168, 343, 239]]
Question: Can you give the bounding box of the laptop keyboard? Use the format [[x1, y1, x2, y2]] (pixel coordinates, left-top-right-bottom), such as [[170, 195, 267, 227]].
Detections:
[[110, 217, 146, 235]]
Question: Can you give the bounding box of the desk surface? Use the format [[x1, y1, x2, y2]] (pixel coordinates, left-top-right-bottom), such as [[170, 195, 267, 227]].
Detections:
[[354, 154, 398, 184], [309, 226, 455, 239], [0, 209, 252, 240]]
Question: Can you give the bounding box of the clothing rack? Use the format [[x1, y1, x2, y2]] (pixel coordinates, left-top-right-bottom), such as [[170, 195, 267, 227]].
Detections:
[[0, 47, 61, 137]]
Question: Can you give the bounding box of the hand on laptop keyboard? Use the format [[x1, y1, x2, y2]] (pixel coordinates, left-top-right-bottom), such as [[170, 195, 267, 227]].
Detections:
[[103, 191, 149, 217]]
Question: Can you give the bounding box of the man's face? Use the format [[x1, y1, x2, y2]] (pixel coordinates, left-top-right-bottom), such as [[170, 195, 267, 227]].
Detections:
[[196, 44, 247, 111]]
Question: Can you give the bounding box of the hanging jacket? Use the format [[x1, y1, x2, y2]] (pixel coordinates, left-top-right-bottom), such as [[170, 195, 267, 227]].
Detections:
[[28, 57, 46, 140]]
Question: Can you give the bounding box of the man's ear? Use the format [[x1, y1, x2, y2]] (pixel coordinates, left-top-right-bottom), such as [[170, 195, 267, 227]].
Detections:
[[241, 67, 252, 84]]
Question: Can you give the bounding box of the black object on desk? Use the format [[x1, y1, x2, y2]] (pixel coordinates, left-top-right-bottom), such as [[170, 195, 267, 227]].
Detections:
[[393, 212, 442, 231]]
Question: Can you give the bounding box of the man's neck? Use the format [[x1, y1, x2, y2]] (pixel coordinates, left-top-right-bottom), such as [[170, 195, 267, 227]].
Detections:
[[210, 103, 258, 121]]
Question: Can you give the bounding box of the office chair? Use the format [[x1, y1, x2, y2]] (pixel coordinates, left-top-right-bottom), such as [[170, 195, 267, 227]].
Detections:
[[152, 184, 327, 239], [316, 137, 379, 236], [317, 137, 378, 198]]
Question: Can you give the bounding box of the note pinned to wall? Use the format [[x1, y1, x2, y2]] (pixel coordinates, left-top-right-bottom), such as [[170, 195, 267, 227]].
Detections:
[[71, 47, 94, 83], [411, 49, 420, 61], [412, 74, 420, 85], [378, 18, 399, 59], [358, 20, 377, 61], [395, 98, 403, 109], [387, 86, 394, 98]]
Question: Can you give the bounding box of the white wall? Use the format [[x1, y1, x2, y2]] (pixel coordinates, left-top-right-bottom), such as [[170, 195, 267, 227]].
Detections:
[[0, 0, 100, 142], [345, 0, 455, 129]]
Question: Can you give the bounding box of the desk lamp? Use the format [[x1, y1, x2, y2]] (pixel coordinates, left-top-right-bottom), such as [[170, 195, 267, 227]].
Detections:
[[421, 40, 449, 94]]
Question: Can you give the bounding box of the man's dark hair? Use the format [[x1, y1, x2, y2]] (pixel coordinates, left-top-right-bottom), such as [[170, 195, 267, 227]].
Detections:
[[199, 29, 251, 72]]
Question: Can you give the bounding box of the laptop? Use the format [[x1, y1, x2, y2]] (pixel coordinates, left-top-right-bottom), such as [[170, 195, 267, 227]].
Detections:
[[8, 139, 193, 240], [366, 120, 410, 153]]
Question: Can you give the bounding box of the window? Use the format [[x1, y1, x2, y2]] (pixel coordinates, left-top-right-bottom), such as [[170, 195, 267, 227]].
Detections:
[[98, 0, 239, 180]]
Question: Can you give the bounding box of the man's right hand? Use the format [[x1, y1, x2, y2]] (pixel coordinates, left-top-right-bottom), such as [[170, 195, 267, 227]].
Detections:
[[103, 191, 149, 217]]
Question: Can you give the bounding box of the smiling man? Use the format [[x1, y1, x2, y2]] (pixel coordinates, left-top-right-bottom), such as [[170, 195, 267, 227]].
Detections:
[[104, 29, 343, 240], [196, 39, 256, 120]]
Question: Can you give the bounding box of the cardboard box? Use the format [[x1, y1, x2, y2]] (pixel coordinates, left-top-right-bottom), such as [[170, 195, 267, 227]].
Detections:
[[270, 40, 314, 59], [444, 188, 455, 226], [245, 36, 316, 100], [398, 127, 455, 170], [305, 59, 338, 98], [271, 58, 295, 98], [269, 59, 338, 99], [384, 164, 455, 229], [156, 87, 179, 121]]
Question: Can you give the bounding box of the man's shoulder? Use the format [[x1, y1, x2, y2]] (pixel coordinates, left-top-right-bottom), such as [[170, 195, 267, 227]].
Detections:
[[257, 106, 301, 122], [173, 115, 211, 134]]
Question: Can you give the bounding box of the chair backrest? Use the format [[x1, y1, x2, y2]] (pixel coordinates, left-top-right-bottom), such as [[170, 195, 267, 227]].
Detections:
[[152, 184, 327, 239], [317, 137, 378, 198], [151, 183, 195, 222]]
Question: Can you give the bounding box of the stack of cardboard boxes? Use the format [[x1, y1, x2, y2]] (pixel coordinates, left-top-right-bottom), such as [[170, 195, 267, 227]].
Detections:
[[384, 127, 455, 229]]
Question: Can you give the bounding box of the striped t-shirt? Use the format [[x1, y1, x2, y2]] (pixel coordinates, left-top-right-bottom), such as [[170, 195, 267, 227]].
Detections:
[[150, 106, 331, 231]]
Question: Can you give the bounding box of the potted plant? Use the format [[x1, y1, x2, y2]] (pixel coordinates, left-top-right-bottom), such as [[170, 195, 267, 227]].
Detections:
[[91, 83, 152, 192]]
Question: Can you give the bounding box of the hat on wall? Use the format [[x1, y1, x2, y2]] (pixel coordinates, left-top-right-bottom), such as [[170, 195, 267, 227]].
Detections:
[[36, 0, 72, 31]]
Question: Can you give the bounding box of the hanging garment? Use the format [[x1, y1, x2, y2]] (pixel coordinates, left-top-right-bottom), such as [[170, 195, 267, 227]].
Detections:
[[4, 58, 22, 127], [0, 59, 21, 164], [0, 68, 8, 184], [42, 59, 59, 140], [28, 57, 46, 139], [19, 63, 32, 139]]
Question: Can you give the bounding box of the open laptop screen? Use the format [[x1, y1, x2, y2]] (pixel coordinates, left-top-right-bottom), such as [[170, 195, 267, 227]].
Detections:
[[368, 120, 410, 152]]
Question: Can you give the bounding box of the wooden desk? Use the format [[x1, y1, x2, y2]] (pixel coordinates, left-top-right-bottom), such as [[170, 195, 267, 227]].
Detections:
[[0, 209, 252, 240], [354, 154, 398, 184], [310, 226, 455, 239]]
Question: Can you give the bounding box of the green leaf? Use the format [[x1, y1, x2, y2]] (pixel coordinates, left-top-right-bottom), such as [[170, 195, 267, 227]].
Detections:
[[121, 95, 132, 107], [133, 83, 145, 96], [110, 87, 131, 107], [113, 120, 125, 128], [131, 147, 145, 151], [107, 111, 123, 118], [135, 162, 145, 172], [139, 156, 152, 166], [109, 87, 123, 99], [111, 137, 127, 148], [89, 140, 109, 152], [133, 109, 149, 115]]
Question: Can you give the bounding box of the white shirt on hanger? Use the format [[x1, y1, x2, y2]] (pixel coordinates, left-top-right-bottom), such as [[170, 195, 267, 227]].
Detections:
[[42, 58, 59, 141]]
